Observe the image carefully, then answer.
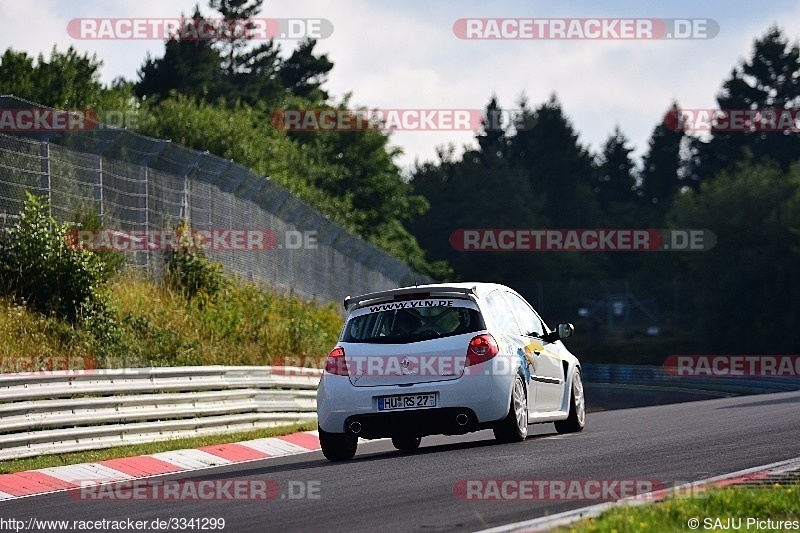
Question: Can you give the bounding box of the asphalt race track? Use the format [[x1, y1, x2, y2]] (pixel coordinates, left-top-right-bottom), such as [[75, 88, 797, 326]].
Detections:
[[2, 390, 799, 532], [583, 383, 733, 411]]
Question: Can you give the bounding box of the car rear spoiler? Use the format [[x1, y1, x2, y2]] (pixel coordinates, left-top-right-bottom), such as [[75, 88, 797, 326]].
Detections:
[[343, 286, 478, 312]]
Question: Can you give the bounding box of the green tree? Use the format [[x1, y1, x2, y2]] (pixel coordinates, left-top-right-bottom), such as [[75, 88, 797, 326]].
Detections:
[[233, 39, 283, 104], [0, 46, 105, 108], [208, 0, 264, 76], [696, 26, 800, 179], [405, 145, 462, 279], [204, 1, 332, 106], [137, 95, 444, 277], [592, 126, 643, 278], [476, 96, 509, 161], [670, 161, 800, 353], [639, 103, 688, 223], [409, 99, 534, 277], [137, 94, 353, 219], [507, 94, 598, 228], [408, 97, 593, 293], [593, 126, 638, 222], [135, 7, 222, 102], [207, 0, 288, 105], [275, 99, 440, 276], [279, 39, 333, 102], [0, 48, 35, 98], [136, 2, 331, 107], [409, 145, 544, 286], [0, 45, 137, 128], [0, 193, 113, 324]]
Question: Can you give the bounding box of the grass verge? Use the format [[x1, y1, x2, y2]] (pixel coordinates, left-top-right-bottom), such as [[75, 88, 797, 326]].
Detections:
[[0, 269, 341, 370], [554, 483, 800, 532], [0, 421, 317, 475]]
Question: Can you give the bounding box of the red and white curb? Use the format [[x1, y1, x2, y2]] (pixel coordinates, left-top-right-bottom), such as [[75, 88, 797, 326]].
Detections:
[[0, 430, 323, 501], [477, 456, 800, 533]]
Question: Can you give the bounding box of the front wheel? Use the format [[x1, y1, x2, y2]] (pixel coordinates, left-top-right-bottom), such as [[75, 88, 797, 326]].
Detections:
[[493, 374, 528, 443], [391, 436, 422, 451], [319, 426, 358, 461], [554, 368, 586, 433]]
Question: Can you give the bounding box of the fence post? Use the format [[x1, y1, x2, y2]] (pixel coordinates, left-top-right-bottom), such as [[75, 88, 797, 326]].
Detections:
[[144, 167, 149, 231], [95, 155, 104, 216], [142, 166, 149, 272], [39, 141, 51, 216], [181, 174, 191, 222]]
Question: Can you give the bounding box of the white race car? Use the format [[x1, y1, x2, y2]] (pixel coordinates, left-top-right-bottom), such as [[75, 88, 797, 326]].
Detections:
[[316, 282, 585, 460]]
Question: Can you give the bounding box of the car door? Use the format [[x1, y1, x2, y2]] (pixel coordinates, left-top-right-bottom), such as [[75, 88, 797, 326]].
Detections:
[[503, 291, 564, 412], [483, 290, 534, 410]]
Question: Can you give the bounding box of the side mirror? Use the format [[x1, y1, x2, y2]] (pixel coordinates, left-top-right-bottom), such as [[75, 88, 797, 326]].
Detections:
[[543, 322, 574, 343], [557, 322, 574, 339]]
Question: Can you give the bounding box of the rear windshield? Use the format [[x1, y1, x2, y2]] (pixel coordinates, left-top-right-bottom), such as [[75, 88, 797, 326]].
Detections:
[[342, 302, 485, 344]]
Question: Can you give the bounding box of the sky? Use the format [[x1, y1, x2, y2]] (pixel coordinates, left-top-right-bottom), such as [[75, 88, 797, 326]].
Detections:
[[1, 0, 799, 172]]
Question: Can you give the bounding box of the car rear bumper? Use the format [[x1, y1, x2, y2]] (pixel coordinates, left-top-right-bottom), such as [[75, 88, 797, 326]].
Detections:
[[316, 368, 516, 435], [345, 408, 488, 438]]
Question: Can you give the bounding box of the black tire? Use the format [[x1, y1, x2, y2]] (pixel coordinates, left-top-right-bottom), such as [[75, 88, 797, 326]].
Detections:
[[555, 368, 586, 434], [391, 436, 422, 451], [493, 374, 528, 443], [319, 426, 358, 461]]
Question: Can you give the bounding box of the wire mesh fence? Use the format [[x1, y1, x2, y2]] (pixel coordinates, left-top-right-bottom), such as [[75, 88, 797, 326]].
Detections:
[[0, 95, 430, 307]]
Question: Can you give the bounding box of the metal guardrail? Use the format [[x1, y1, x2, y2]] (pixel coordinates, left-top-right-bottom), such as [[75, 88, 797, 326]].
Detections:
[[582, 364, 800, 394], [1, 364, 796, 461], [0, 366, 321, 461]]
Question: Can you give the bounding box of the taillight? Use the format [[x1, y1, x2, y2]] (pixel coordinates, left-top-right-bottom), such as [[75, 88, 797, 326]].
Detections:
[[325, 346, 349, 376], [466, 334, 499, 366]]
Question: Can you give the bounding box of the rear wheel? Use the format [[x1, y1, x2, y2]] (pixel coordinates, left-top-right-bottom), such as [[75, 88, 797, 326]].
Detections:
[[493, 374, 528, 443], [555, 369, 585, 434], [319, 426, 358, 461], [391, 436, 422, 451]]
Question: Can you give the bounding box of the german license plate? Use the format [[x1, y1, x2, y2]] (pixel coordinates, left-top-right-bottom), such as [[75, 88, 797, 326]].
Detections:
[[378, 393, 437, 411]]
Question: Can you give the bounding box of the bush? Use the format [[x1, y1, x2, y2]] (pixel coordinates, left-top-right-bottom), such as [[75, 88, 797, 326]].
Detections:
[[0, 199, 342, 369], [106, 272, 342, 367], [72, 204, 126, 279], [164, 220, 230, 300], [0, 193, 111, 323]]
